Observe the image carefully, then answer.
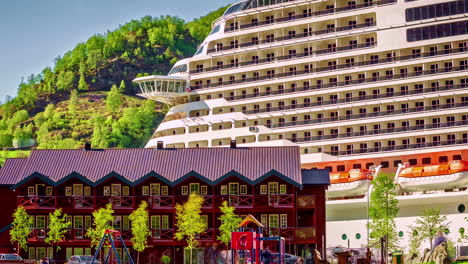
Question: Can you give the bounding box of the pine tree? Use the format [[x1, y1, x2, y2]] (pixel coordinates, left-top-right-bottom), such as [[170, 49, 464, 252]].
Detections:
[[86, 203, 114, 249], [45, 209, 71, 259], [174, 194, 206, 264], [369, 173, 399, 250], [129, 201, 150, 264], [119, 80, 126, 93], [68, 89, 78, 117], [78, 74, 88, 91], [10, 206, 33, 254], [106, 85, 122, 112]]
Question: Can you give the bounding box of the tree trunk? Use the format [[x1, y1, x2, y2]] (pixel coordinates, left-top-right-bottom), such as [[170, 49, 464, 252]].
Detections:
[[137, 251, 139, 264], [16, 242, 19, 255]]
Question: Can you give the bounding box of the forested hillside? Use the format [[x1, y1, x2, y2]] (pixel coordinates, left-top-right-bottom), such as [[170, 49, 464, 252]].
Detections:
[[0, 6, 227, 156]]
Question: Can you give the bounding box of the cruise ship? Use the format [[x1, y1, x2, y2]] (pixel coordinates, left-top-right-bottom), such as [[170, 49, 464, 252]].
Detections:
[[134, 0, 468, 250]]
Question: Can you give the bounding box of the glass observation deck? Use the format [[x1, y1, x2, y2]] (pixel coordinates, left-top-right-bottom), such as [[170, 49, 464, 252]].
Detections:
[[133, 75, 190, 105]]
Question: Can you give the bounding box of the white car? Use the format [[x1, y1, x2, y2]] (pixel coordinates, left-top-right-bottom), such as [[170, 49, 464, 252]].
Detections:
[[67, 256, 100, 264]]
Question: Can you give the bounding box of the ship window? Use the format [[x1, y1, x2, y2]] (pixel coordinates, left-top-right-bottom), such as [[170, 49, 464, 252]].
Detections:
[[460, 228, 465, 235], [453, 155, 462, 160], [439, 156, 448, 163], [356, 233, 361, 239], [353, 164, 362, 169], [422, 158, 431, 164], [324, 166, 333, 172], [342, 234, 347, 240], [398, 231, 404, 237], [409, 159, 418, 166], [366, 163, 374, 169], [394, 160, 402, 167], [381, 161, 389, 168], [337, 165, 345, 172], [458, 204, 465, 213]]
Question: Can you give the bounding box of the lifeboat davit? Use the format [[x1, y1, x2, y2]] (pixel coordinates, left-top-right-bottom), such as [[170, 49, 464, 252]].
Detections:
[[397, 160, 468, 192], [327, 169, 374, 198]]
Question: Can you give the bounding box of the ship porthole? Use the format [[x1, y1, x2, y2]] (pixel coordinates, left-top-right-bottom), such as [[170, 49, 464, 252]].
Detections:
[[458, 204, 465, 213], [459, 228, 465, 235], [444, 228, 450, 235], [398, 231, 404, 237], [342, 234, 347, 240], [355, 233, 361, 239]]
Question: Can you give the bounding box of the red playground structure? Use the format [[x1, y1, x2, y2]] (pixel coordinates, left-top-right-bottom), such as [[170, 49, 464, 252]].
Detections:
[[231, 215, 285, 264]]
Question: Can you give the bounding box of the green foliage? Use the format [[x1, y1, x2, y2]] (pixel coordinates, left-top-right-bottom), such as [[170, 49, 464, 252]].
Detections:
[[0, 6, 224, 147], [217, 201, 242, 247], [410, 208, 449, 250], [186, 6, 229, 44], [129, 201, 150, 252], [45, 209, 72, 251], [86, 203, 114, 249], [174, 193, 207, 249], [68, 90, 78, 116], [78, 74, 88, 91], [161, 255, 171, 264], [106, 85, 122, 112], [369, 173, 399, 250], [10, 206, 33, 253]]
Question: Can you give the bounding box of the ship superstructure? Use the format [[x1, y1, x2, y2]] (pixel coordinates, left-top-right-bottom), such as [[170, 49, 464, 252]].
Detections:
[[134, 0, 468, 249]]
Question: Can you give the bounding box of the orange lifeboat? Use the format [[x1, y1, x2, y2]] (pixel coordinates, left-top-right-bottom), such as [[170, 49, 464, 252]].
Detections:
[[328, 169, 374, 199], [397, 160, 468, 192]]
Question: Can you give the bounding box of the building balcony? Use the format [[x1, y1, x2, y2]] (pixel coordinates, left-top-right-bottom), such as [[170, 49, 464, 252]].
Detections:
[[18, 194, 303, 210]]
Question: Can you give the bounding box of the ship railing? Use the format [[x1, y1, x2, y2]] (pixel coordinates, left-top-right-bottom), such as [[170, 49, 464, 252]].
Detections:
[[288, 120, 468, 143], [197, 46, 466, 90], [196, 42, 376, 90], [244, 83, 466, 115], [267, 102, 468, 129], [208, 21, 375, 54], [194, 44, 466, 77], [324, 139, 468, 156], [225, 0, 396, 32]]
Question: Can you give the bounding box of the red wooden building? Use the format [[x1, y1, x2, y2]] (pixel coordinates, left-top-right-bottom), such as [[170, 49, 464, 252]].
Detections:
[[0, 145, 329, 263]]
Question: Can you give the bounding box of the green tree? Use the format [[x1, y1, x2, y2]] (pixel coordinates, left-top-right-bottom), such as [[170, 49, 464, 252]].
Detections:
[[119, 80, 126, 93], [368, 173, 399, 250], [86, 203, 114, 249], [410, 208, 449, 250], [129, 201, 150, 264], [106, 85, 122, 112], [174, 193, 206, 264], [68, 89, 79, 117], [217, 201, 242, 248], [78, 74, 88, 91], [45, 208, 72, 259], [10, 206, 33, 254]]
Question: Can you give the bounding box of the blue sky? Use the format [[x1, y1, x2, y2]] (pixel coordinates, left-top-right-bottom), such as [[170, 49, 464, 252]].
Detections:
[[0, 0, 235, 102]]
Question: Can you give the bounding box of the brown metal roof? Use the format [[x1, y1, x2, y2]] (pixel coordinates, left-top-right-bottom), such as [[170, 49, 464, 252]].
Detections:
[[0, 147, 303, 186], [0, 158, 28, 185]]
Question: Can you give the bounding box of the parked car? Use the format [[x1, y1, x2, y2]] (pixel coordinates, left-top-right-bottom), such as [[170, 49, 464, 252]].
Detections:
[[0, 253, 24, 263], [271, 253, 303, 264], [67, 256, 100, 264]]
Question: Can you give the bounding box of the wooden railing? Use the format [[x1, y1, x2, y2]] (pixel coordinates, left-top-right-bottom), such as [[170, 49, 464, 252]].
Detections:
[[17, 194, 300, 209]]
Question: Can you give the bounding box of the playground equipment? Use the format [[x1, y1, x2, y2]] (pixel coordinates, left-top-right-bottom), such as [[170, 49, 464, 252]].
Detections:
[[91, 229, 135, 264], [231, 214, 285, 264]]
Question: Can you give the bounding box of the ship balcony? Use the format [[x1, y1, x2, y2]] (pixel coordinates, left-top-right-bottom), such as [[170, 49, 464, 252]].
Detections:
[[133, 75, 190, 105]]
